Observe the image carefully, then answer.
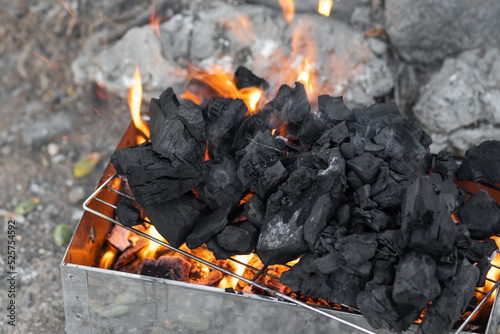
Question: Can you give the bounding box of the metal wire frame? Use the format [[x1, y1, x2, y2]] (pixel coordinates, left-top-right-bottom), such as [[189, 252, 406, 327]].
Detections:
[[83, 172, 500, 334]]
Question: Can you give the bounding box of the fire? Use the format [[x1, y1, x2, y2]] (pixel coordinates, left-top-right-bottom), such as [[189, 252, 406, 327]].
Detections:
[[279, 0, 295, 25], [219, 254, 255, 290], [140, 224, 165, 259], [317, 0, 334, 16], [297, 59, 314, 96], [150, 0, 160, 37], [128, 66, 150, 142], [180, 64, 262, 114], [99, 248, 117, 269]]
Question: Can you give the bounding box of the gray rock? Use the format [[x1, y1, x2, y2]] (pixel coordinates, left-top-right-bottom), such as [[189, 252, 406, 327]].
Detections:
[[68, 186, 86, 204], [385, 0, 500, 63], [22, 112, 72, 148], [71, 1, 392, 108], [413, 48, 500, 154]]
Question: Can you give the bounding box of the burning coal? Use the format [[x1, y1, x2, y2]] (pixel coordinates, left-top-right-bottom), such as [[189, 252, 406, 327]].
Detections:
[[101, 64, 500, 333]]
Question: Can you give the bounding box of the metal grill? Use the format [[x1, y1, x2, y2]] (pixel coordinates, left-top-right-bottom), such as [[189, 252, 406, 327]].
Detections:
[[83, 171, 500, 334]]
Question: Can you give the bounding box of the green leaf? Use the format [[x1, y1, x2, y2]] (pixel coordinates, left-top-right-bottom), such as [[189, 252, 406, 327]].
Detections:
[[14, 198, 40, 216], [74, 153, 101, 178], [103, 305, 129, 318], [54, 224, 72, 246]]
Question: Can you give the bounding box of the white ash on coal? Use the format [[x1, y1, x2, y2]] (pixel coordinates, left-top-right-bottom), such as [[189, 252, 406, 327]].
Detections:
[[111, 66, 500, 333]]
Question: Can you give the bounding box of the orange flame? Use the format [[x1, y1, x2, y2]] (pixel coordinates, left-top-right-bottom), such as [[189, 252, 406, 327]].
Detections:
[[318, 0, 334, 17], [140, 225, 166, 259], [99, 248, 117, 269], [297, 59, 314, 96], [128, 66, 150, 142], [279, 0, 295, 25], [180, 64, 262, 114], [150, 0, 160, 37], [219, 254, 255, 290]]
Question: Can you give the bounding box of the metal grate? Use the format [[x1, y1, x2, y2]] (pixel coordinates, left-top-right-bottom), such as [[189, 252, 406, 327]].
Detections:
[[83, 172, 500, 334]]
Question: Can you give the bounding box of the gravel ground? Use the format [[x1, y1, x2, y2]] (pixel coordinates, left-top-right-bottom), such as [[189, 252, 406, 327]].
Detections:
[[0, 1, 139, 333]]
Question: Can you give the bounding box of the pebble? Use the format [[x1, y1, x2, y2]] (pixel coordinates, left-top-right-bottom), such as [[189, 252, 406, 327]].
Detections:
[[47, 143, 59, 156], [68, 186, 86, 204]]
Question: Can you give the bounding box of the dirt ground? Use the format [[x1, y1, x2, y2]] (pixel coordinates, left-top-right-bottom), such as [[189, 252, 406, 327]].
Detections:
[[0, 1, 154, 333]]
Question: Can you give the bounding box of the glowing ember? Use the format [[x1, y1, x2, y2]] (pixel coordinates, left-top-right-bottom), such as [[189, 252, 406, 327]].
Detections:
[[317, 0, 334, 17], [94, 108, 101, 116], [150, 0, 161, 37], [204, 141, 210, 161], [34, 52, 49, 63], [180, 65, 262, 114], [279, 0, 295, 25], [128, 65, 150, 142]]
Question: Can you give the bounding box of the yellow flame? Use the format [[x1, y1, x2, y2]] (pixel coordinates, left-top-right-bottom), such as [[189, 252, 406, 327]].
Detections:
[[128, 66, 149, 142], [279, 0, 295, 25], [318, 0, 334, 17], [297, 59, 314, 96], [99, 249, 117, 269], [141, 225, 165, 259]]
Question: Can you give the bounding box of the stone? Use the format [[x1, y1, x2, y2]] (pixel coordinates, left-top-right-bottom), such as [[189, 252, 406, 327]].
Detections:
[[385, 0, 500, 63], [22, 112, 72, 148], [413, 48, 500, 154], [67, 186, 86, 204]]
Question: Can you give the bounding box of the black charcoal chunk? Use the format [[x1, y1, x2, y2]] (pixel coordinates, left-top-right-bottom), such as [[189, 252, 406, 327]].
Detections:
[[347, 171, 364, 189], [329, 269, 367, 306], [244, 194, 266, 228], [417, 259, 480, 334], [459, 190, 500, 239], [318, 95, 351, 125], [336, 233, 377, 268], [475, 255, 492, 288], [138, 256, 191, 281], [372, 182, 403, 209], [194, 156, 244, 211], [217, 222, 259, 254], [144, 192, 208, 248], [304, 194, 335, 250], [313, 251, 343, 274], [238, 130, 288, 199], [354, 208, 391, 232], [434, 150, 458, 181], [352, 101, 403, 129], [457, 140, 500, 184], [111, 142, 204, 206], [186, 205, 232, 249], [401, 175, 456, 253], [232, 109, 272, 152], [354, 184, 377, 209], [150, 88, 206, 163], [435, 248, 458, 282], [392, 252, 441, 308], [316, 120, 349, 146], [377, 230, 407, 257], [340, 142, 363, 160], [116, 197, 142, 227], [297, 113, 325, 146], [357, 284, 420, 333], [205, 237, 238, 260], [372, 260, 395, 285], [470, 238, 498, 261], [205, 98, 248, 159], [347, 153, 384, 185], [234, 66, 269, 90]]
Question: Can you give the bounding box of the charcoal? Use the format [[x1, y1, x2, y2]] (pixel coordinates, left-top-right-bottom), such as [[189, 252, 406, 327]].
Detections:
[[194, 156, 244, 211], [318, 95, 351, 125], [232, 109, 272, 152], [440, 179, 463, 213], [255, 167, 316, 265], [304, 194, 335, 250], [149, 88, 206, 163], [115, 197, 142, 227], [346, 171, 364, 189], [372, 260, 395, 285], [435, 248, 458, 282], [313, 251, 343, 274], [354, 184, 377, 209], [401, 175, 456, 253], [357, 283, 420, 333], [470, 238, 498, 260], [186, 205, 232, 249], [417, 259, 480, 334], [328, 268, 367, 306], [205, 98, 248, 159], [297, 113, 325, 146], [352, 101, 403, 129], [138, 256, 191, 281], [476, 255, 492, 288], [237, 130, 288, 199], [457, 140, 500, 184], [217, 223, 259, 254], [340, 142, 363, 160], [370, 166, 391, 196], [354, 208, 391, 232], [377, 230, 407, 257], [346, 152, 384, 184], [459, 190, 500, 239], [372, 182, 403, 209], [316, 120, 349, 146], [205, 237, 238, 260], [244, 194, 266, 228], [335, 204, 351, 226], [392, 251, 441, 308], [234, 66, 269, 90], [454, 222, 471, 249], [434, 150, 458, 181], [336, 233, 377, 268], [111, 142, 204, 206], [144, 192, 208, 248]]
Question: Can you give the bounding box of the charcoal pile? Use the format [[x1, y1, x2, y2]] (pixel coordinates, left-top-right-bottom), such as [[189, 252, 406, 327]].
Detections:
[[110, 66, 500, 333]]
